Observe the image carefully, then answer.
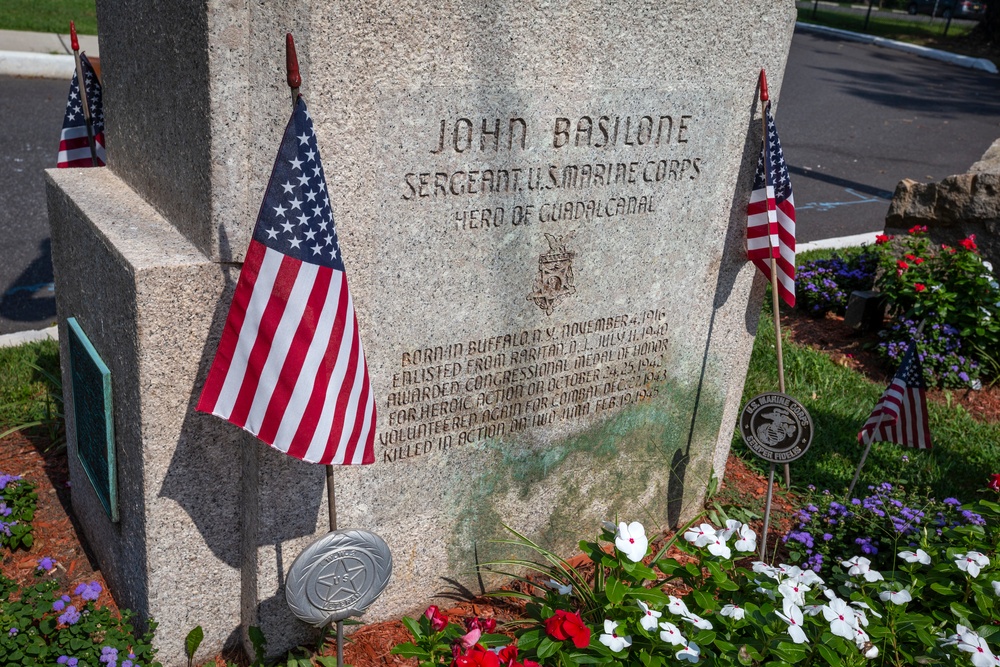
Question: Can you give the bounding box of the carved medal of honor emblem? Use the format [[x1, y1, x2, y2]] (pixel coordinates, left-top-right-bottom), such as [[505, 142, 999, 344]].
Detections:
[[527, 231, 577, 316], [739, 392, 813, 464], [285, 529, 393, 626]]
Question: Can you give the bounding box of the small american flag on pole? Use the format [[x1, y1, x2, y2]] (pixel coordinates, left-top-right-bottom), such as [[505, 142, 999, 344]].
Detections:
[[57, 53, 106, 168], [746, 100, 796, 307], [858, 342, 931, 449], [197, 97, 376, 465]]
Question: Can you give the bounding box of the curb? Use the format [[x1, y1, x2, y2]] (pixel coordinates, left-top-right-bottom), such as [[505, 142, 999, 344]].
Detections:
[[0, 325, 59, 349], [0, 50, 74, 78], [799, 231, 881, 252], [796, 21, 998, 74]]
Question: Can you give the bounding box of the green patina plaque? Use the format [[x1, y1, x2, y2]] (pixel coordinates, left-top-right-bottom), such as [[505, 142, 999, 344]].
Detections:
[[66, 318, 118, 522]]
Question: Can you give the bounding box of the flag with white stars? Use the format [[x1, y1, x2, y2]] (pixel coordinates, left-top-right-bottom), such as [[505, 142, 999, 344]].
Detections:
[[197, 97, 376, 465], [57, 53, 106, 167], [746, 99, 796, 307], [859, 342, 931, 449]]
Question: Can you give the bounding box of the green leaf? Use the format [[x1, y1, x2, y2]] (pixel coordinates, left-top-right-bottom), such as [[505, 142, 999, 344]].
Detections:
[[401, 616, 422, 639], [566, 654, 607, 664], [479, 633, 510, 648], [684, 562, 701, 578], [315, 657, 339, 667], [605, 577, 626, 604], [390, 643, 430, 659], [817, 644, 842, 667], [691, 589, 717, 612], [185, 625, 204, 661], [536, 637, 560, 660], [772, 642, 808, 663]]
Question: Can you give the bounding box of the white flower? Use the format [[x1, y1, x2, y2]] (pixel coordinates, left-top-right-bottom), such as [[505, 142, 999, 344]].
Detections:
[[941, 625, 972, 647], [983, 260, 994, 272], [797, 570, 824, 586], [956, 551, 991, 578], [615, 522, 648, 563], [683, 523, 716, 548], [863, 643, 879, 659], [599, 619, 632, 653], [879, 588, 912, 605], [752, 561, 781, 580], [958, 628, 998, 667], [658, 621, 685, 646], [852, 601, 881, 619], [899, 549, 931, 565], [853, 625, 871, 649], [637, 601, 661, 631], [676, 642, 700, 663], [843, 556, 884, 582], [720, 604, 745, 621], [667, 595, 690, 617], [778, 579, 810, 606], [682, 613, 713, 630], [777, 564, 804, 579], [734, 524, 757, 553], [706, 533, 732, 560], [545, 579, 572, 596], [803, 604, 825, 617], [823, 598, 857, 640], [754, 585, 777, 601], [776, 603, 808, 644], [718, 519, 742, 541], [992, 581, 1000, 596]]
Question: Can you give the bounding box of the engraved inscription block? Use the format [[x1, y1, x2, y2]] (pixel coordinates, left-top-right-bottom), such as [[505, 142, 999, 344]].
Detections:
[[67, 317, 118, 522]]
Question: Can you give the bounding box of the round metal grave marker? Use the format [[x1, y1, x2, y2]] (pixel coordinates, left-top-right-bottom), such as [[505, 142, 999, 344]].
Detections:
[[739, 392, 813, 464], [286, 529, 393, 626]]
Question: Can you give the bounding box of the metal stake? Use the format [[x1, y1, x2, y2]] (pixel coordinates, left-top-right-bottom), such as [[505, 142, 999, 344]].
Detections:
[[759, 463, 776, 561]]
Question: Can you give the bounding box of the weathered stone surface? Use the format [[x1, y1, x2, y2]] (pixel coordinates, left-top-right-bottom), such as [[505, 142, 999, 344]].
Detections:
[[51, 1, 798, 664], [46, 167, 252, 666], [886, 137, 1000, 269]]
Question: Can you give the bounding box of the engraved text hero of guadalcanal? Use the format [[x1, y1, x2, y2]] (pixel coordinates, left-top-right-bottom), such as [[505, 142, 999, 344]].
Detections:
[[739, 393, 813, 464]]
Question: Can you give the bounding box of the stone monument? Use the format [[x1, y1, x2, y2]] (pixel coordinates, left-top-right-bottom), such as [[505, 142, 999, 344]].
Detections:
[[45, 2, 796, 664]]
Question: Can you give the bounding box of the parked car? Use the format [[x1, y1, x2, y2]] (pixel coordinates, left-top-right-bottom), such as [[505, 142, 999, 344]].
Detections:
[[907, 0, 987, 19]]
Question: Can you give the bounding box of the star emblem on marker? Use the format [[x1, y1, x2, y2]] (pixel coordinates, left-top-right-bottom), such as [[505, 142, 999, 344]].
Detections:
[[316, 558, 367, 605]]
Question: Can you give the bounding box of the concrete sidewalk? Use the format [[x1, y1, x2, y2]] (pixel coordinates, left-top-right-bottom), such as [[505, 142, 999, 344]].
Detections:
[[0, 28, 99, 79]]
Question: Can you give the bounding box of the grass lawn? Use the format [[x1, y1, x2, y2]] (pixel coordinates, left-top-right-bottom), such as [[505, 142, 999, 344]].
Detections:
[[735, 291, 1000, 502], [0, 339, 61, 438], [0, 0, 98, 36], [798, 6, 975, 40]]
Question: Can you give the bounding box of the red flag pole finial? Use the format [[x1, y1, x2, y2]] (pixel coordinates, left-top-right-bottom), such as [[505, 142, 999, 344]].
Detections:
[[759, 69, 769, 102], [286, 33, 301, 90], [70, 21, 79, 52]]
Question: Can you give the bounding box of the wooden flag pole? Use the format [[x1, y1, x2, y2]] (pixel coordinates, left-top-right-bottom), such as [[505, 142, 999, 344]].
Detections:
[[759, 69, 791, 489], [286, 32, 343, 667], [70, 22, 100, 167]]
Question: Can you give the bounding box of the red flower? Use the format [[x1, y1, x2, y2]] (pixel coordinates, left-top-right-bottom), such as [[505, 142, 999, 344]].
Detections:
[[905, 254, 916, 261], [545, 610, 591, 649], [988, 473, 1000, 492], [959, 235, 978, 251], [897, 260, 909, 271], [914, 257, 924, 265], [482, 618, 497, 634], [497, 645, 518, 667], [914, 283, 926, 292], [908, 225, 928, 235], [875, 234, 892, 245], [455, 647, 500, 667], [425, 605, 448, 632]]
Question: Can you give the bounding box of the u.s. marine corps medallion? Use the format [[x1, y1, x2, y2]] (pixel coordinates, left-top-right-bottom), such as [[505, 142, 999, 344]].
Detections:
[[285, 529, 393, 626], [527, 231, 577, 316], [739, 392, 813, 464]]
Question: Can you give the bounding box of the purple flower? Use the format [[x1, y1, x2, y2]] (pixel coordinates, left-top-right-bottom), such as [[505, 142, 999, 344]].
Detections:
[[58, 605, 81, 625], [822, 533, 833, 541], [100, 646, 119, 666], [52, 599, 66, 612], [37, 557, 56, 571], [943, 498, 961, 507], [76, 581, 102, 601], [8, 628, 17, 637]]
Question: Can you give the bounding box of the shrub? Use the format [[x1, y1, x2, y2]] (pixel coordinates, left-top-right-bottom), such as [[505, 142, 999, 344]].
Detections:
[[0, 473, 36, 551], [392, 507, 1000, 667], [783, 480, 987, 575], [873, 228, 1000, 379], [0, 574, 160, 667], [796, 249, 878, 316]]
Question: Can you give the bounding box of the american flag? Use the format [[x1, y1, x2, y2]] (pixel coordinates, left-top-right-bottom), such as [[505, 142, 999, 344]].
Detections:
[[197, 98, 376, 465], [858, 343, 931, 449], [746, 100, 795, 307], [57, 53, 106, 168]]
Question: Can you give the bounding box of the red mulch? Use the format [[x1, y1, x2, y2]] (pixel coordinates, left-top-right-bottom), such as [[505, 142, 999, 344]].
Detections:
[[18, 307, 998, 665]]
